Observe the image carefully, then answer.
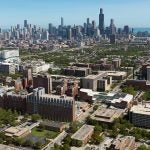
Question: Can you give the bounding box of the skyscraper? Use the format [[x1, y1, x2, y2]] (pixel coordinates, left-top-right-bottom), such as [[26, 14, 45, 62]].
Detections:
[[124, 25, 130, 35], [24, 20, 28, 28], [48, 23, 53, 35], [99, 8, 104, 34], [61, 17, 64, 27], [110, 19, 116, 35]]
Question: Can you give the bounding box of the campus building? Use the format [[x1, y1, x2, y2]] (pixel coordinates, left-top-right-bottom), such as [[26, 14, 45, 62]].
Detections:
[[129, 103, 150, 128], [0, 91, 27, 113], [79, 89, 133, 108], [80, 72, 112, 92], [71, 124, 94, 145], [27, 87, 75, 122], [33, 74, 52, 94], [90, 107, 123, 124]]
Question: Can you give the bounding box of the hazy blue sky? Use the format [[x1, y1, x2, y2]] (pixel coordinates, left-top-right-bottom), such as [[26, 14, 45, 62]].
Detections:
[[0, 0, 150, 28]]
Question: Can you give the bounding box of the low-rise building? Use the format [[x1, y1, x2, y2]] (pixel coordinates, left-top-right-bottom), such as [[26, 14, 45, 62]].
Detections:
[[0, 49, 20, 63], [80, 72, 112, 92], [40, 121, 67, 132], [71, 124, 94, 145], [62, 67, 91, 77], [112, 58, 121, 69], [20, 60, 52, 73], [107, 71, 127, 80], [0, 144, 20, 150], [79, 89, 133, 108], [129, 103, 150, 128], [90, 107, 123, 124], [0, 63, 15, 74], [5, 127, 30, 138], [126, 79, 150, 90], [107, 136, 136, 150]]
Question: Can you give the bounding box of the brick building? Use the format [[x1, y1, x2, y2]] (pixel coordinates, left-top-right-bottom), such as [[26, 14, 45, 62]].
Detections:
[[0, 92, 27, 113], [33, 74, 52, 94], [27, 87, 75, 122], [62, 67, 91, 77]]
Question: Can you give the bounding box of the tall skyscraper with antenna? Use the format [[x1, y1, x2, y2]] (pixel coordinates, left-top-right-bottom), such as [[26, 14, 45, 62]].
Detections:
[[99, 8, 104, 34]]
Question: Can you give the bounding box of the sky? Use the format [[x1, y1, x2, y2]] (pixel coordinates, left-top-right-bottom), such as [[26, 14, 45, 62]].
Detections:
[[0, 0, 150, 28]]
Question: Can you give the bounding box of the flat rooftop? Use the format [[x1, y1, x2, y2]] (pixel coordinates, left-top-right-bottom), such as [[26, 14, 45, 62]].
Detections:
[[130, 103, 150, 116], [107, 71, 127, 76], [71, 124, 94, 141], [41, 120, 66, 128], [91, 108, 123, 123], [80, 88, 133, 103], [43, 94, 74, 101], [0, 144, 20, 150], [84, 72, 106, 79]]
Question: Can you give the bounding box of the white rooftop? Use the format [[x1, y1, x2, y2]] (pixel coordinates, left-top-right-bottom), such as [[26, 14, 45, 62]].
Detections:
[[130, 103, 150, 116]]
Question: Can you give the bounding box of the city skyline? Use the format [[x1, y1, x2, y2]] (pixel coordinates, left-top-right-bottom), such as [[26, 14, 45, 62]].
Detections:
[[0, 0, 150, 28]]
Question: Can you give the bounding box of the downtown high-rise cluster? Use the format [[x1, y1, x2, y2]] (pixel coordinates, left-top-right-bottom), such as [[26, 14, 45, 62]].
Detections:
[[0, 8, 131, 42]]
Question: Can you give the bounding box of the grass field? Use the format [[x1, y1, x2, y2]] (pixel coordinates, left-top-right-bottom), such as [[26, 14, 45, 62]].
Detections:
[[31, 127, 59, 139]]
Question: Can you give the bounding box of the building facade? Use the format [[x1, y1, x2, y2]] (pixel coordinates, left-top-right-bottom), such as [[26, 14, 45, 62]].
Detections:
[[129, 103, 150, 128], [33, 74, 52, 94], [27, 87, 75, 122]]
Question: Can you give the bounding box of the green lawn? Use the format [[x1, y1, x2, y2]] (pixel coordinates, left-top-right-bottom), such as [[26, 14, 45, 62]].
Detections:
[[31, 127, 59, 139]]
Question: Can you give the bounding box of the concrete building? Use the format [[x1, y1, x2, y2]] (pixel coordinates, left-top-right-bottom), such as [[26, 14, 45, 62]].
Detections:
[[80, 72, 112, 92], [20, 60, 51, 74], [0, 63, 15, 74], [0, 144, 20, 150], [5, 127, 30, 138], [71, 124, 94, 145], [0, 49, 19, 63], [33, 74, 52, 94], [107, 136, 136, 150], [129, 103, 150, 128], [107, 71, 127, 80], [27, 87, 75, 122], [112, 58, 121, 69], [80, 89, 133, 108], [90, 107, 123, 124]]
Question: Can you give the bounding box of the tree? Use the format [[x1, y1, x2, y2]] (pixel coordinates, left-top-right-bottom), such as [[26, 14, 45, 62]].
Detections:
[[35, 141, 43, 149], [142, 90, 150, 101], [48, 68, 53, 74], [69, 121, 81, 133], [95, 125, 102, 133], [137, 145, 150, 150], [63, 135, 71, 145], [23, 139, 34, 147], [13, 138, 23, 146], [71, 139, 82, 147], [93, 105, 99, 111], [52, 143, 62, 150], [122, 86, 136, 96], [62, 144, 71, 150], [31, 114, 41, 122], [91, 132, 103, 144]]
